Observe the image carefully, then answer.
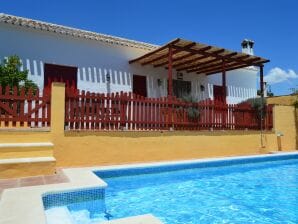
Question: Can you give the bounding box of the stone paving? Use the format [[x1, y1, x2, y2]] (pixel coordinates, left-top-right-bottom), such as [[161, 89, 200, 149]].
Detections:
[[0, 170, 69, 197]]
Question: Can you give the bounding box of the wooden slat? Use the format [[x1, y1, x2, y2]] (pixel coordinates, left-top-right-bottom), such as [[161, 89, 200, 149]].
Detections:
[[62, 89, 273, 131], [154, 46, 212, 68], [129, 38, 180, 64], [141, 42, 196, 66], [194, 57, 262, 74], [176, 52, 238, 72]]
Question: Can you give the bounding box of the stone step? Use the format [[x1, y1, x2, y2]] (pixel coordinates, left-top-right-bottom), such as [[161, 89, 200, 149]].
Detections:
[[0, 142, 54, 159], [100, 214, 163, 224], [0, 156, 56, 179], [44, 207, 73, 224]]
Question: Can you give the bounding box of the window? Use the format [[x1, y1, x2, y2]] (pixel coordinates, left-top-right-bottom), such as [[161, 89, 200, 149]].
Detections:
[[173, 80, 191, 98]]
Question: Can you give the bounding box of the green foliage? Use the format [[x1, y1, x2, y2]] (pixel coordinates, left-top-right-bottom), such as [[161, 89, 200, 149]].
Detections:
[[293, 100, 298, 108], [289, 87, 298, 108], [257, 89, 274, 97], [267, 90, 274, 97], [0, 55, 37, 93], [245, 97, 267, 118], [293, 95, 298, 109], [181, 94, 200, 120]]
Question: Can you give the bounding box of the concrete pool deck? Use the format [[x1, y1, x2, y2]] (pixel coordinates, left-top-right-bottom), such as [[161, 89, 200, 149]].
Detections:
[[0, 152, 297, 224]]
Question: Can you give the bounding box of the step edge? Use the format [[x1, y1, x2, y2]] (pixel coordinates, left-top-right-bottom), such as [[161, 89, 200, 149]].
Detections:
[[0, 142, 54, 148], [0, 156, 56, 164]]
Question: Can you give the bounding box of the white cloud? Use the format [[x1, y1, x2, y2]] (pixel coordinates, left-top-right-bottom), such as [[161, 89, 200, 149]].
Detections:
[[264, 67, 298, 84]]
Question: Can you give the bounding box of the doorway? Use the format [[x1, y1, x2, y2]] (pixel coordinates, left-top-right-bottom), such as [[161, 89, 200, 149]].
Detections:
[[44, 63, 78, 89], [133, 75, 147, 97], [213, 85, 226, 102]]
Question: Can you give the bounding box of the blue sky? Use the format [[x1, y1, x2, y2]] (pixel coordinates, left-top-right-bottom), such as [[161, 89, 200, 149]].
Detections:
[[1, 0, 297, 95]]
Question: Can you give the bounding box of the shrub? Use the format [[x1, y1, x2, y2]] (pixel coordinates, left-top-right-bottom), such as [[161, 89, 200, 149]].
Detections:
[[181, 95, 200, 120]]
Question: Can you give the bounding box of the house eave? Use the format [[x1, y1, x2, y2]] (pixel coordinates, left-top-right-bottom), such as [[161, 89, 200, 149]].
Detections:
[[0, 13, 159, 51]]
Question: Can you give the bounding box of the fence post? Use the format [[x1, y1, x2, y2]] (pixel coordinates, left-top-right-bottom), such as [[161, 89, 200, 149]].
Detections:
[[50, 82, 65, 134]]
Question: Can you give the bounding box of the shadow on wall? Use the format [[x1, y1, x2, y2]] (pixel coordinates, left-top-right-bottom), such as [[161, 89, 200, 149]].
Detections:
[[16, 57, 133, 91], [78, 67, 131, 86]]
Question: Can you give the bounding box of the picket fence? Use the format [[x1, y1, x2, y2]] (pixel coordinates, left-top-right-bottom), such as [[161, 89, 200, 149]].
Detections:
[[64, 88, 273, 131], [0, 86, 51, 128], [0, 85, 273, 130]]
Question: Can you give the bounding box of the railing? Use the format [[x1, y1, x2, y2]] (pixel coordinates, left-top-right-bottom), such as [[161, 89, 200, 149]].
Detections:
[[65, 88, 273, 131], [0, 86, 51, 128]]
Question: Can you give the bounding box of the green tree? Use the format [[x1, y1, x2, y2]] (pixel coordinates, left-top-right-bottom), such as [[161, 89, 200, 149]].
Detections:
[[245, 97, 267, 120], [0, 55, 37, 93]]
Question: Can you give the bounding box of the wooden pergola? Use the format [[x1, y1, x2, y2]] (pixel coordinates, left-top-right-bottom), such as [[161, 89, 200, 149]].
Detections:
[[129, 38, 269, 101]]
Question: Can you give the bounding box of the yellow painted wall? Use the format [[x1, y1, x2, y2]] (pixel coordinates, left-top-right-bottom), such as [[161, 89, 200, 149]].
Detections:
[[266, 105, 297, 151], [0, 83, 297, 178], [53, 131, 271, 167], [267, 95, 297, 106]]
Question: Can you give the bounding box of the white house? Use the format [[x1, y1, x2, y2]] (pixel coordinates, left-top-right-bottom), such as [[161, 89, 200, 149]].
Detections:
[[0, 13, 269, 104]]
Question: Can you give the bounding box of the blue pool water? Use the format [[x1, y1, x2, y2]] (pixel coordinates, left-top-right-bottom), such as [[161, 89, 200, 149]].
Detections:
[[44, 154, 298, 224]]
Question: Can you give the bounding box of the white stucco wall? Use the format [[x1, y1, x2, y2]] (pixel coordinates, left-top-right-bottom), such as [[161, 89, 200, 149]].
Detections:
[[207, 67, 258, 103], [0, 23, 258, 104]]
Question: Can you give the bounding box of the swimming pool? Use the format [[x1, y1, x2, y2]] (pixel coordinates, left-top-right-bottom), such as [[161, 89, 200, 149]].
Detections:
[[44, 154, 298, 224]]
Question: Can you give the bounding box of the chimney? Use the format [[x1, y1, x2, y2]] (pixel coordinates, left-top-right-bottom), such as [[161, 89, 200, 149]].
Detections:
[[241, 39, 254, 55]]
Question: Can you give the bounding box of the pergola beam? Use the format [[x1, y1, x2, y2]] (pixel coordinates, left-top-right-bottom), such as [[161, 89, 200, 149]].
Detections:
[[172, 55, 206, 68], [195, 57, 262, 74], [129, 38, 180, 64], [154, 46, 212, 68], [172, 45, 264, 68], [205, 62, 265, 75], [174, 49, 227, 71], [188, 55, 253, 73], [178, 52, 239, 72], [141, 42, 197, 66], [129, 38, 270, 82], [172, 46, 212, 66]]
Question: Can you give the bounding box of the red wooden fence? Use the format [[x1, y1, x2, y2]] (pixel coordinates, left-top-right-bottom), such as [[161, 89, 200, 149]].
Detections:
[[65, 87, 273, 131], [0, 86, 51, 128]]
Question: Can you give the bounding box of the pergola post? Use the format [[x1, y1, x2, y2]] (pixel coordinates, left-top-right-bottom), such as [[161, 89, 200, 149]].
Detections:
[[222, 60, 227, 128], [260, 65, 264, 97], [222, 60, 226, 103], [167, 46, 174, 130], [259, 64, 265, 146], [168, 46, 173, 97]]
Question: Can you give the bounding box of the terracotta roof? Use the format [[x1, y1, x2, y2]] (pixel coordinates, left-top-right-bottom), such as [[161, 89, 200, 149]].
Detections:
[[0, 13, 158, 51], [130, 38, 269, 75]]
